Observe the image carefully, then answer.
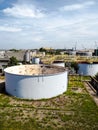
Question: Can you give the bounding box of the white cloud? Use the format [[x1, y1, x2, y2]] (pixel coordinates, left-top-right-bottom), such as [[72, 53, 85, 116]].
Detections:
[[0, 0, 98, 49], [3, 4, 45, 18], [37, 12, 98, 45], [60, 1, 95, 11], [0, 26, 22, 32]]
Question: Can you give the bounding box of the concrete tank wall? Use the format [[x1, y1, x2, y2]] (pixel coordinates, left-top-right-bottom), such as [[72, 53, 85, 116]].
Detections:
[[4, 66, 68, 99], [52, 61, 65, 67], [53, 62, 65, 67], [78, 63, 98, 76]]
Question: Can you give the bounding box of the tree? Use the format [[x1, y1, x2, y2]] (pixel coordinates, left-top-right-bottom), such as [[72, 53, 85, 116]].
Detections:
[[71, 62, 79, 74], [39, 48, 46, 52], [8, 56, 18, 66]]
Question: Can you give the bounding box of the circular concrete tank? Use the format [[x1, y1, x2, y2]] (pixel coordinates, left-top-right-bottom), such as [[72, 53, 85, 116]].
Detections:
[[78, 62, 98, 76], [52, 60, 65, 67], [4, 65, 68, 99], [32, 57, 40, 64]]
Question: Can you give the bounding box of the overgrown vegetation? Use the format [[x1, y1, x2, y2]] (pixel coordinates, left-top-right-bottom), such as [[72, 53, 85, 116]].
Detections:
[[39, 48, 61, 55], [0, 75, 98, 130], [9, 49, 19, 52], [71, 62, 79, 73], [8, 56, 18, 66]]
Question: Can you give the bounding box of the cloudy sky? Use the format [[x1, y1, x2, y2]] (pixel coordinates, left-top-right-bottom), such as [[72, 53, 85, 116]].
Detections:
[[0, 0, 98, 49]]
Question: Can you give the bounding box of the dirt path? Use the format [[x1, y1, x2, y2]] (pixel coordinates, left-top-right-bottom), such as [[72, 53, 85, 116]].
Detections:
[[84, 82, 98, 106]]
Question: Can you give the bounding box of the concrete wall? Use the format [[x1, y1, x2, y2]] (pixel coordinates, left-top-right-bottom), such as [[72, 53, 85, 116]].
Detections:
[[4, 70, 68, 99], [78, 63, 98, 76]]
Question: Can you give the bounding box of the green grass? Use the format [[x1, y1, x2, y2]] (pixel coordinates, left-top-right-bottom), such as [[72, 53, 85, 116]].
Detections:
[[0, 76, 98, 130]]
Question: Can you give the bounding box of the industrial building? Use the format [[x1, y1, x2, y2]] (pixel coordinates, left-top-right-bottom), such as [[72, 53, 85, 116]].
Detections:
[[76, 51, 93, 56]]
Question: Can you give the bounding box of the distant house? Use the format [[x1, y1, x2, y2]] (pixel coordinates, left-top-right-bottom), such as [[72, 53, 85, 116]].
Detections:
[[0, 58, 9, 66]]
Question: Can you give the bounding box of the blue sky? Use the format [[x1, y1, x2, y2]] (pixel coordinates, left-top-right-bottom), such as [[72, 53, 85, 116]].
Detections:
[[0, 0, 98, 49]]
